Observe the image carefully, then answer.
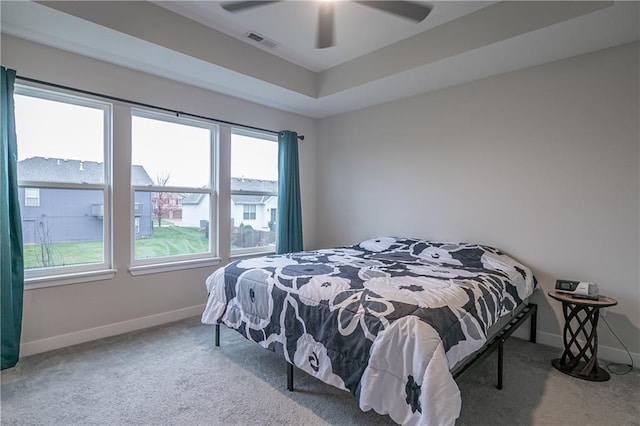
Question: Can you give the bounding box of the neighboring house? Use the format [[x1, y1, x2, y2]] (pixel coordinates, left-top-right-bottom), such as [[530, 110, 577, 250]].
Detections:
[[182, 177, 277, 230], [17, 157, 154, 244], [181, 193, 209, 228], [152, 192, 183, 220], [231, 178, 277, 231]]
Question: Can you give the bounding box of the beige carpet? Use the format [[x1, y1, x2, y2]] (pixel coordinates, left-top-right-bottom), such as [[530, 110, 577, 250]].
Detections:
[[2, 316, 638, 425]]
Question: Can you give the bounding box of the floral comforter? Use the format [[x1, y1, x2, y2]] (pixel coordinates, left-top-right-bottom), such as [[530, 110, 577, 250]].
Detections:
[[201, 237, 536, 425]]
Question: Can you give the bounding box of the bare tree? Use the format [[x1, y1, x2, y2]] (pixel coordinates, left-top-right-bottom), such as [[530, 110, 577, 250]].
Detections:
[[36, 217, 56, 267], [153, 172, 171, 228]]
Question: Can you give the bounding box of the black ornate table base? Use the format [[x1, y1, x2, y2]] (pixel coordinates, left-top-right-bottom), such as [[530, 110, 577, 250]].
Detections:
[[552, 358, 610, 381], [549, 292, 616, 382]]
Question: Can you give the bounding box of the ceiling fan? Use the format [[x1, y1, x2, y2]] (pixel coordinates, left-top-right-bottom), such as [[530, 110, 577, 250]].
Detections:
[[220, 1, 433, 49]]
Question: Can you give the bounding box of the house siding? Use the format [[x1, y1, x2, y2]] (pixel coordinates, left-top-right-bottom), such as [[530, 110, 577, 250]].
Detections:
[[20, 187, 104, 244], [182, 195, 209, 228], [20, 188, 153, 244], [134, 191, 153, 239], [230, 197, 277, 230]]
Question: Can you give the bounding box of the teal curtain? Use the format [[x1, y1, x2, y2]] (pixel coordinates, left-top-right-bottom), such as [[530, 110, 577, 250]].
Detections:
[[276, 131, 303, 254], [1, 66, 24, 370]]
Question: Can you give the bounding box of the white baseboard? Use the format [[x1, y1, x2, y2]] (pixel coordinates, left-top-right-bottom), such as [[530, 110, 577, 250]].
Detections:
[[20, 304, 205, 357], [513, 327, 638, 368]]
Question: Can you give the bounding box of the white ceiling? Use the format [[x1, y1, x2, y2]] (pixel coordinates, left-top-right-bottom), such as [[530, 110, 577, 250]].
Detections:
[[153, 1, 496, 72], [1, 1, 639, 119]]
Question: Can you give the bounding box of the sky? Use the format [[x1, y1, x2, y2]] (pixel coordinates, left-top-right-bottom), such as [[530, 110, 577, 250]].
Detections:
[[14, 94, 279, 187], [15, 95, 104, 163]]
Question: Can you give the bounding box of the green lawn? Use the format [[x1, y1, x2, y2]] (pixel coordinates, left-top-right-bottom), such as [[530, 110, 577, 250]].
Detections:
[[135, 226, 209, 259], [24, 240, 104, 269], [24, 225, 208, 269]]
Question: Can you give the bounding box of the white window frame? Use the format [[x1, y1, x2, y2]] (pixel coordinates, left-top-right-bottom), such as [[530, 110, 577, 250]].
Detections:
[[130, 108, 219, 269], [230, 128, 278, 257], [24, 187, 40, 207], [15, 85, 113, 283], [243, 204, 257, 220]]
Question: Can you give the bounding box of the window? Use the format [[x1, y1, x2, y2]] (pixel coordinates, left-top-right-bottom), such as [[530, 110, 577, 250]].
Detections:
[[14, 86, 111, 279], [24, 188, 40, 207], [231, 129, 278, 255], [131, 110, 217, 264], [243, 204, 256, 220]]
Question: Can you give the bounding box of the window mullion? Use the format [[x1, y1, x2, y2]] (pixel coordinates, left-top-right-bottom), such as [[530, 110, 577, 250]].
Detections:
[[231, 190, 277, 197], [132, 185, 212, 194], [19, 181, 108, 191]]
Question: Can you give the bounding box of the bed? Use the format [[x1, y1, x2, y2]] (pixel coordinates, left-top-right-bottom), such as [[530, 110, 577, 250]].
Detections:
[[201, 237, 537, 425]]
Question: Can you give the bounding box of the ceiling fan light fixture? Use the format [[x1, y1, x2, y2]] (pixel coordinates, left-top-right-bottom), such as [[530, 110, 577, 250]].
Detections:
[[223, 0, 433, 49]]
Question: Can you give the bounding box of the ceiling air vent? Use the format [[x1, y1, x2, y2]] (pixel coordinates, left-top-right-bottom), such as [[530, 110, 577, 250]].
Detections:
[[244, 31, 277, 48]]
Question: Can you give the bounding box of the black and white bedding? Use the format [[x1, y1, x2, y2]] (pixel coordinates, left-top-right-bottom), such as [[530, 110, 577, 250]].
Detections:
[[201, 237, 537, 425]]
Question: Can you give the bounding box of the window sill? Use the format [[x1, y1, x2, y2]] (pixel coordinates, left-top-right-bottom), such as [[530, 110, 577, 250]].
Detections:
[[129, 257, 221, 276], [25, 269, 117, 290]]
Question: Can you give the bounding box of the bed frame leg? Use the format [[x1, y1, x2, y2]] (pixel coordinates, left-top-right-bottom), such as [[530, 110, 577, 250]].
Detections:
[[287, 362, 294, 391], [529, 304, 537, 343], [497, 339, 504, 390], [215, 323, 220, 347]]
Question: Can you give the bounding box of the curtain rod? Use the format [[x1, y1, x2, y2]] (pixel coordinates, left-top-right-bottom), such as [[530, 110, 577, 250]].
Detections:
[[15, 75, 305, 141]]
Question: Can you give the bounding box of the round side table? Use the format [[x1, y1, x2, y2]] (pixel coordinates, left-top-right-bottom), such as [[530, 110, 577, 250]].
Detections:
[[548, 290, 617, 381]]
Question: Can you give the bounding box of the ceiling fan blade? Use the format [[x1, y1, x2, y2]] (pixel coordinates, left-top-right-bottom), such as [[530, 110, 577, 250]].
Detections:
[[317, 2, 335, 49], [353, 1, 432, 22], [221, 1, 280, 13]]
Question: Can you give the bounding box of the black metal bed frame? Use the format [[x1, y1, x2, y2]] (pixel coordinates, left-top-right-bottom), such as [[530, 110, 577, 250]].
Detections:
[[214, 303, 537, 392], [451, 303, 537, 389]]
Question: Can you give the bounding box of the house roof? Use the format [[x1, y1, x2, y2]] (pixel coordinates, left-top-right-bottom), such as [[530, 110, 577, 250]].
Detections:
[[181, 193, 205, 205], [17, 157, 153, 186], [231, 177, 277, 193]]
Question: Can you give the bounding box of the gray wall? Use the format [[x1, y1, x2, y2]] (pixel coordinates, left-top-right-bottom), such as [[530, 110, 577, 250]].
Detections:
[[2, 35, 317, 353], [317, 42, 640, 358]]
